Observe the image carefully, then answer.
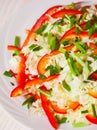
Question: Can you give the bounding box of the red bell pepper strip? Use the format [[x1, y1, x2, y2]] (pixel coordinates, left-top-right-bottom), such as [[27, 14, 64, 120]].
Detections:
[[7, 45, 21, 51], [22, 5, 62, 48], [88, 90, 97, 99], [59, 22, 87, 44], [25, 77, 44, 89], [10, 86, 23, 97], [24, 74, 59, 89], [37, 46, 74, 75], [15, 54, 26, 87], [69, 101, 80, 110], [88, 43, 97, 54], [10, 54, 27, 97], [90, 72, 97, 81], [50, 102, 67, 114], [40, 86, 59, 129], [37, 50, 60, 75], [62, 31, 97, 40], [64, 45, 74, 51], [86, 114, 97, 124], [45, 74, 59, 82], [52, 9, 82, 18]]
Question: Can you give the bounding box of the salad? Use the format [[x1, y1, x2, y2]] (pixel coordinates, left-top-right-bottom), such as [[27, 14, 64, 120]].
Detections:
[[4, 2, 97, 129]]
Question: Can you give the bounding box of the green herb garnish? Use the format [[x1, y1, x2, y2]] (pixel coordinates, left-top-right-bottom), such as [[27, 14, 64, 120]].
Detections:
[[14, 36, 20, 47], [39, 74, 46, 80], [65, 15, 77, 27], [48, 33, 59, 51], [29, 44, 43, 51], [29, 44, 37, 50], [62, 81, 71, 92], [91, 104, 97, 118], [22, 96, 35, 109], [10, 82, 15, 86], [93, 54, 97, 60], [46, 64, 61, 76], [33, 46, 43, 51], [75, 26, 81, 34], [61, 40, 69, 46], [13, 50, 20, 56], [83, 80, 89, 83], [81, 110, 89, 113], [71, 2, 76, 9], [36, 88, 52, 97], [65, 51, 69, 59], [59, 47, 66, 54], [55, 115, 67, 124], [84, 20, 92, 30], [73, 41, 87, 53], [73, 122, 88, 128], [93, 15, 97, 21], [35, 23, 48, 34], [3, 71, 14, 77], [67, 57, 80, 76], [80, 12, 88, 22]]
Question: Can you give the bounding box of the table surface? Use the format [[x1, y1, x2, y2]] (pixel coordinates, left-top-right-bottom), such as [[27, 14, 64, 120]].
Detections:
[[0, 104, 28, 130], [0, 0, 31, 130]]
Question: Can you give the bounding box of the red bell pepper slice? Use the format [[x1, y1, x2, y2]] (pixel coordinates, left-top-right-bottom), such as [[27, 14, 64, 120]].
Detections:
[[37, 50, 60, 75], [90, 72, 97, 81], [25, 77, 43, 89], [15, 54, 26, 87], [62, 31, 97, 40], [25, 74, 59, 89], [88, 90, 97, 99], [10, 86, 23, 97], [88, 43, 97, 54], [44, 74, 59, 82], [40, 86, 59, 129], [22, 5, 62, 47], [50, 102, 67, 114], [52, 9, 82, 18], [59, 22, 87, 44], [37, 46, 74, 75], [86, 114, 97, 124], [10, 54, 27, 97], [7, 45, 21, 51]]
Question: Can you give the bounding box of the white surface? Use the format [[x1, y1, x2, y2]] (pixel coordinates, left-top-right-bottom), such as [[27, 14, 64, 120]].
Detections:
[[0, 0, 97, 130], [0, 1, 31, 130], [0, 104, 28, 130]]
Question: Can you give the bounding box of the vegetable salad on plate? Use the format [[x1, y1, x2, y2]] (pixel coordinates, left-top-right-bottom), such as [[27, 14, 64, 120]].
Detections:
[[4, 2, 97, 129]]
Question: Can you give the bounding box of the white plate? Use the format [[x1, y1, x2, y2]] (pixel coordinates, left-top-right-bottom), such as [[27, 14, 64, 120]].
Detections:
[[0, 0, 97, 130]]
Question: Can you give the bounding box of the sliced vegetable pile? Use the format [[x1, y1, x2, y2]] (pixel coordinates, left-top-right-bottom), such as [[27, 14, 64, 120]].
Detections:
[[4, 2, 97, 129]]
